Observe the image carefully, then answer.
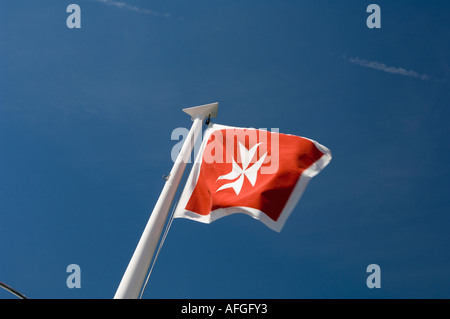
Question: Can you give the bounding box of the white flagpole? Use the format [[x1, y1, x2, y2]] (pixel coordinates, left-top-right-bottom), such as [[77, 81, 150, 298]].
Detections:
[[114, 102, 218, 299]]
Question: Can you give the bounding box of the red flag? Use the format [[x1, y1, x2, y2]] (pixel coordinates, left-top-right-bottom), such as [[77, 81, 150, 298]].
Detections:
[[174, 124, 331, 232]]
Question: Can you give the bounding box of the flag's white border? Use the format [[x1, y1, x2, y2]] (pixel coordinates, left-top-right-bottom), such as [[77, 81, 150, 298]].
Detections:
[[173, 124, 332, 232]]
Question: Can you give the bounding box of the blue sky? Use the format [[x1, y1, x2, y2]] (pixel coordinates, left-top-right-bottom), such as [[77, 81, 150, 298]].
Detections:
[[1, 0, 449, 299]]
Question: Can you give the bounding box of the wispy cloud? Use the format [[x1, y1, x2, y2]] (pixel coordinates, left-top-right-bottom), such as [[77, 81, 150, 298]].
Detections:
[[94, 0, 170, 17], [347, 56, 430, 80]]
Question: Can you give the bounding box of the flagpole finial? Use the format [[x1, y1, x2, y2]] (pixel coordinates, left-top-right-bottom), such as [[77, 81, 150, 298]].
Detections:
[[182, 102, 219, 121]]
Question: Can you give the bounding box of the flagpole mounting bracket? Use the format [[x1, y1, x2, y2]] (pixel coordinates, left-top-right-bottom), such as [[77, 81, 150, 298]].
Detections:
[[205, 114, 211, 125]]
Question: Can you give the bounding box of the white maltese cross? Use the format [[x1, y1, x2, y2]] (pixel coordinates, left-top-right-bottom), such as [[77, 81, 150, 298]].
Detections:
[[216, 142, 267, 195]]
